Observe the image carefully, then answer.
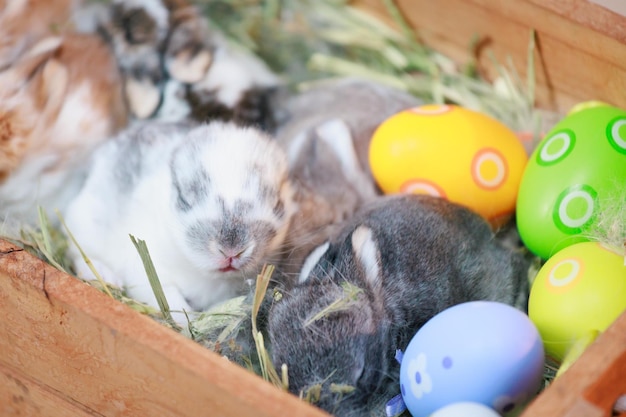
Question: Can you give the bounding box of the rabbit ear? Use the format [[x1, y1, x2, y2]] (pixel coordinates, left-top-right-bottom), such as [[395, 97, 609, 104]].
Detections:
[[0, 37, 62, 94], [165, 10, 214, 84], [315, 118, 378, 199], [315, 118, 360, 177], [351, 225, 382, 293], [38, 58, 69, 122], [124, 76, 162, 119], [285, 130, 309, 166], [298, 241, 330, 284]]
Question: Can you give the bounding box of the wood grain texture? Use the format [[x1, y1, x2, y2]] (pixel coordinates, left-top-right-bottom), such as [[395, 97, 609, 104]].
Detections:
[[1, 363, 100, 417], [353, 0, 626, 114], [520, 302, 626, 416], [0, 241, 329, 417]]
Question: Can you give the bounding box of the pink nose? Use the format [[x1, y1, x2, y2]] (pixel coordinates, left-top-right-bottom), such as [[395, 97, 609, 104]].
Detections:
[[219, 255, 239, 272]]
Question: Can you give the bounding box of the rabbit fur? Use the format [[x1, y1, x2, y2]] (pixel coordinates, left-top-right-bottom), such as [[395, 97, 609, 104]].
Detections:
[[267, 194, 530, 417], [79, 0, 280, 127], [64, 121, 296, 324], [0, 30, 127, 235], [271, 78, 422, 279]]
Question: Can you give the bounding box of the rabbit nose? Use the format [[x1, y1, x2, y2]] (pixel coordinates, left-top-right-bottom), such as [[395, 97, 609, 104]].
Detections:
[[219, 259, 237, 273], [218, 248, 246, 272]]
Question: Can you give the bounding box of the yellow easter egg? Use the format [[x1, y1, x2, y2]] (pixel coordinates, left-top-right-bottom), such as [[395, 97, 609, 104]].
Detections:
[[369, 105, 528, 226], [528, 241, 626, 361]]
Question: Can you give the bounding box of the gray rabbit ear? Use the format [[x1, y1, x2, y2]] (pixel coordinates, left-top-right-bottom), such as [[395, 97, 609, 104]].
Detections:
[[351, 225, 382, 292], [298, 241, 330, 284]]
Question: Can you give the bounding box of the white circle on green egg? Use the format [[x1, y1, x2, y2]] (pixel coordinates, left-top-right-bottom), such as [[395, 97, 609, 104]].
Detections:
[[607, 117, 626, 154], [553, 184, 597, 233], [536, 129, 576, 166]]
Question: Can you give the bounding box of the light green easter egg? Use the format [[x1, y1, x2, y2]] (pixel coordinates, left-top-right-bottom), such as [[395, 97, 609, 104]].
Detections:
[[528, 242, 626, 361]]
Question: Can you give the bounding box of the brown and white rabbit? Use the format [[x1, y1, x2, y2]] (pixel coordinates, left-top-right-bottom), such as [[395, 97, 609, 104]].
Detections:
[[83, 0, 280, 126], [0, 32, 127, 235], [267, 194, 530, 417], [63, 121, 297, 324]]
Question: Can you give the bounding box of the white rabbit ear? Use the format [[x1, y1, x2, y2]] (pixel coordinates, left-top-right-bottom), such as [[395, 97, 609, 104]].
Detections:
[[298, 241, 330, 284], [315, 118, 361, 177], [351, 225, 382, 292], [125, 76, 162, 119]]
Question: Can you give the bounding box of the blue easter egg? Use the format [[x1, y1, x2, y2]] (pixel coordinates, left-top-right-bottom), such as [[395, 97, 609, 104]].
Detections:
[[399, 301, 544, 417]]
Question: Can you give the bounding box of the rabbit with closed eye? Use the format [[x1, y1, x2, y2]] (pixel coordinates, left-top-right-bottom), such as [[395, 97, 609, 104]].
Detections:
[[0, 32, 127, 236], [267, 194, 530, 417], [63, 121, 296, 324]]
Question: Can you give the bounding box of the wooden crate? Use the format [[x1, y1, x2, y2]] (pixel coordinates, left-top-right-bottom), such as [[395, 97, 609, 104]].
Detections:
[[0, 240, 328, 417], [1, 241, 626, 417], [354, 0, 626, 114], [2, 1, 626, 416]]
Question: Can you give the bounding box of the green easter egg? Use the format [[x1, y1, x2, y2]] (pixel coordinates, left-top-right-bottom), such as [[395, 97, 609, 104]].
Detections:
[[516, 105, 626, 259]]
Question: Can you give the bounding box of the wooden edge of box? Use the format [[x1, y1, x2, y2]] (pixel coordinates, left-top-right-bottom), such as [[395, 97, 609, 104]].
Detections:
[[520, 304, 626, 416], [354, 0, 626, 114], [0, 240, 329, 417]]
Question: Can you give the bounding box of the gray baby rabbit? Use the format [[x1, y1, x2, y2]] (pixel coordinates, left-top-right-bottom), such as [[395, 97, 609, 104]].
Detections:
[[272, 78, 421, 178], [271, 78, 421, 279], [267, 194, 530, 417], [64, 121, 296, 324]]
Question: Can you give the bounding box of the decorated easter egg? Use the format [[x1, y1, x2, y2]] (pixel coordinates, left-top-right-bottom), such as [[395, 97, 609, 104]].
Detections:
[[399, 301, 544, 417], [429, 402, 501, 417], [528, 241, 626, 362], [369, 104, 528, 227], [516, 105, 626, 259]]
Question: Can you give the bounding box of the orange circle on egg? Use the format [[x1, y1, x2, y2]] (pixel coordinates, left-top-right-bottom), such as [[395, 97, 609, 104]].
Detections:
[[471, 148, 508, 190], [400, 179, 448, 198], [544, 257, 585, 294]]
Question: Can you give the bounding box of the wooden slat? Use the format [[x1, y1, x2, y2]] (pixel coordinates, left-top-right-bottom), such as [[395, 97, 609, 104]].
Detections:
[[1, 362, 100, 417], [353, 0, 626, 114], [0, 241, 329, 417], [520, 304, 626, 416]]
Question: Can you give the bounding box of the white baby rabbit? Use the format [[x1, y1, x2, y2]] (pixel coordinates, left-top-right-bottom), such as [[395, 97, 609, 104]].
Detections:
[[64, 121, 296, 324], [0, 32, 127, 236], [267, 194, 530, 417]]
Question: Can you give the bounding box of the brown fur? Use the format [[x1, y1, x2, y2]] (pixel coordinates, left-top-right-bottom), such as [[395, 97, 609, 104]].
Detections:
[[0, 32, 127, 181], [0, 0, 78, 66]]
